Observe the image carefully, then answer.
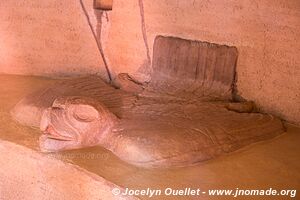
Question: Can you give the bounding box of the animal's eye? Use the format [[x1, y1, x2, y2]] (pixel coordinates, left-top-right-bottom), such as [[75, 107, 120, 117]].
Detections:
[[73, 112, 94, 122], [72, 105, 98, 122]]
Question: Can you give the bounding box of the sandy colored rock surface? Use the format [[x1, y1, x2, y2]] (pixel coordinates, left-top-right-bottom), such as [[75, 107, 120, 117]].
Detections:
[[0, 75, 299, 199]]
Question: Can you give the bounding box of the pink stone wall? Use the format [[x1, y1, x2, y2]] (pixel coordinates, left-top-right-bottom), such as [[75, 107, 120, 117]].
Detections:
[[0, 0, 299, 124], [0, 0, 109, 79]]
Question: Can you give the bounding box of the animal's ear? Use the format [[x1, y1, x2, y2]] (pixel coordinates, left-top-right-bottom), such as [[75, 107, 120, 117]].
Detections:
[[73, 104, 99, 122]]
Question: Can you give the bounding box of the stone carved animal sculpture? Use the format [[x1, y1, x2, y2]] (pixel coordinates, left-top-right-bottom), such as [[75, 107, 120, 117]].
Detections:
[[11, 36, 285, 168]]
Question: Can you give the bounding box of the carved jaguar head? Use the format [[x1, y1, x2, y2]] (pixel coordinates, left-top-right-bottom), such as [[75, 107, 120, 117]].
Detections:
[[39, 96, 117, 152]]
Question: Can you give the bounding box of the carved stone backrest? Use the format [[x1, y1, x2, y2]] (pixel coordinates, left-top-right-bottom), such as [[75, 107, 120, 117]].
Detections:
[[151, 36, 238, 100]]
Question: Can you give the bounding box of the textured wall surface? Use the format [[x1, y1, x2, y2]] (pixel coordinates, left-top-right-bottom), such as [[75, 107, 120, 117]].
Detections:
[[0, 0, 299, 124], [105, 0, 300, 125], [0, 0, 110, 79]]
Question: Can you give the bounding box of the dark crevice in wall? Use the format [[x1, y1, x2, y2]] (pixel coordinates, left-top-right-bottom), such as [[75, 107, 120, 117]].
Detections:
[[79, 0, 112, 82], [94, 10, 105, 50], [104, 12, 109, 22], [138, 0, 151, 69], [94, 8, 110, 41]]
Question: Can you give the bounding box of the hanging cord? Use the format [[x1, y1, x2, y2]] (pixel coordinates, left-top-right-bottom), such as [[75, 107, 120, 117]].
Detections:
[[79, 0, 113, 82]]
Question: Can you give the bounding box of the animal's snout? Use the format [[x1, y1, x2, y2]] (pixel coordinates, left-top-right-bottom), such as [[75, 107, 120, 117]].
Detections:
[[43, 125, 53, 135], [40, 108, 51, 132]]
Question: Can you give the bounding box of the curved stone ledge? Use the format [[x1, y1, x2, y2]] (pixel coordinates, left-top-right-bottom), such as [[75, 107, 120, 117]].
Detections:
[[0, 140, 138, 200]]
